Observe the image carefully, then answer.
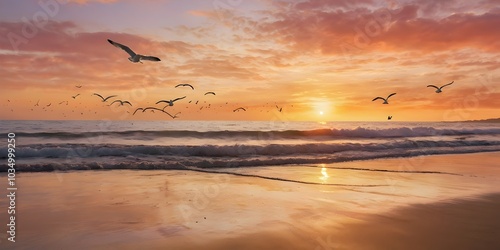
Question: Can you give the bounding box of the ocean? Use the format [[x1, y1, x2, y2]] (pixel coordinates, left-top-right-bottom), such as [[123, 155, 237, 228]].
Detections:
[[1, 120, 500, 172]]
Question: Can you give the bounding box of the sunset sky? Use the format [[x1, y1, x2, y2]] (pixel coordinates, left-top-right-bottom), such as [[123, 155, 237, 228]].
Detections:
[[1, 0, 498, 121]]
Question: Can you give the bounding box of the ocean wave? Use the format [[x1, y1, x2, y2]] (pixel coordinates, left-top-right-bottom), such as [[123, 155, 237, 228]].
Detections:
[[2, 145, 499, 172], [3, 139, 500, 159], [13, 127, 500, 140]]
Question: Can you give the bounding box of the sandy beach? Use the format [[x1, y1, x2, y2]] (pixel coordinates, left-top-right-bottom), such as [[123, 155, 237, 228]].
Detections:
[[1, 152, 499, 249]]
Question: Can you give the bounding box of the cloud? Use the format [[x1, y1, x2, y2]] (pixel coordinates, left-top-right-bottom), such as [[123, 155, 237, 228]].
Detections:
[[214, 1, 500, 55], [294, 0, 375, 10]]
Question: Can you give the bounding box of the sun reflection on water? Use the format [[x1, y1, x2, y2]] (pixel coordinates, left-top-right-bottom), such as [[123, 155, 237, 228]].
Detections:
[[319, 164, 329, 182]]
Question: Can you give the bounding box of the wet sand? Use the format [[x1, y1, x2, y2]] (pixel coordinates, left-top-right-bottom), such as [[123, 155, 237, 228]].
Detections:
[[0, 152, 499, 249]]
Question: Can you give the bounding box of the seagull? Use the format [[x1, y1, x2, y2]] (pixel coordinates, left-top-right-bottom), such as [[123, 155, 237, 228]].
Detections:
[[75, 85, 82, 88], [110, 100, 132, 106], [276, 105, 283, 112], [204, 92, 216, 96], [132, 108, 144, 115], [427, 81, 454, 93], [72, 94, 80, 99], [233, 107, 246, 112], [388, 116, 392, 120], [46, 103, 52, 107], [175, 84, 194, 90], [372, 93, 396, 104], [171, 112, 181, 119], [35, 100, 40, 106], [142, 107, 164, 113], [93, 93, 117, 102], [156, 96, 186, 106], [107, 39, 161, 63], [142, 107, 177, 118]]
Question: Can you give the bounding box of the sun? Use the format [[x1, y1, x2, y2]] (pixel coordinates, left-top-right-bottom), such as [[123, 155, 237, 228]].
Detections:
[[319, 111, 324, 115]]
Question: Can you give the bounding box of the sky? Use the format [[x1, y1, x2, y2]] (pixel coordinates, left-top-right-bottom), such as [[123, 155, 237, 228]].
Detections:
[[0, 0, 498, 121]]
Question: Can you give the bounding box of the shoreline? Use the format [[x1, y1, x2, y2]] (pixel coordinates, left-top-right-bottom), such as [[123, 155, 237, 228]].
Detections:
[[2, 150, 500, 173], [1, 152, 499, 249]]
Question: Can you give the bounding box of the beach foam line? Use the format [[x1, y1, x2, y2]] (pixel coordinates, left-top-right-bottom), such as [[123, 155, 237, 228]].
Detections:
[[183, 167, 388, 187], [300, 165, 463, 176]]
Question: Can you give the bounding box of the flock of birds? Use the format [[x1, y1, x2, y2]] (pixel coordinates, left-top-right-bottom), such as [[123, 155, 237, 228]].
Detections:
[[93, 39, 267, 119], [372, 81, 454, 120], [5, 39, 456, 120]]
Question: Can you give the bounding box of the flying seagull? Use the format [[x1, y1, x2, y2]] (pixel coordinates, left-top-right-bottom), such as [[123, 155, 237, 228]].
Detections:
[[276, 105, 283, 112], [110, 100, 132, 106], [75, 85, 82, 88], [107, 39, 161, 63], [171, 112, 181, 119], [233, 107, 246, 112], [427, 81, 454, 93], [204, 92, 216, 96], [156, 96, 186, 106], [175, 84, 194, 90], [93, 93, 117, 102], [388, 115, 392, 120], [141, 107, 177, 118], [372, 93, 396, 104], [132, 108, 144, 115], [72, 94, 80, 99]]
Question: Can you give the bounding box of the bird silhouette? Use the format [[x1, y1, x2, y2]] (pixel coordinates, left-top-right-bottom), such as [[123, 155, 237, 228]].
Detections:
[[109, 100, 132, 106], [427, 81, 454, 93], [156, 96, 186, 106], [175, 84, 194, 90], [93, 93, 117, 102], [372, 93, 396, 104], [107, 39, 161, 63]]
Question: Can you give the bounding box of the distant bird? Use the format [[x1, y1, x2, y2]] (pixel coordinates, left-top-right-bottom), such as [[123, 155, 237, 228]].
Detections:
[[141, 107, 177, 118], [107, 39, 161, 63], [427, 81, 454, 93], [156, 96, 186, 106], [142, 107, 163, 113], [35, 100, 40, 106], [204, 92, 216, 96], [233, 107, 246, 112], [195, 101, 199, 104], [171, 112, 181, 119], [110, 100, 132, 106], [75, 85, 82, 88], [72, 94, 80, 99], [132, 108, 144, 115], [372, 93, 396, 104], [46, 103, 51, 107], [388, 116, 392, 120], [175, 84, 194, 90], [276, 105, 283, 112], [93, 93, 117, 102]]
